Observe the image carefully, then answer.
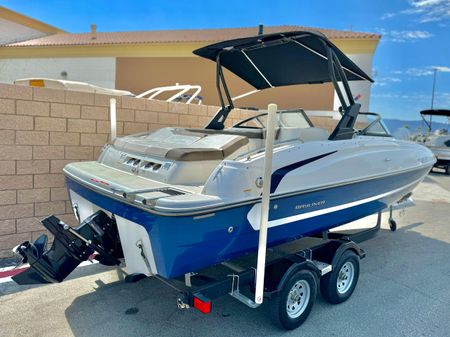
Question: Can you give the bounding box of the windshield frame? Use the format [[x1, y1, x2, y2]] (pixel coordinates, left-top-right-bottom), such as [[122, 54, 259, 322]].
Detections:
[[232, 109, 313, 129], [357, 112, 392, 137]]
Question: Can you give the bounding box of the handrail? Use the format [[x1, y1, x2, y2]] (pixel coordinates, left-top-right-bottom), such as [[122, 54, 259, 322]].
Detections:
[[357, 112, 391, 136], [136, 84, 202, 104]]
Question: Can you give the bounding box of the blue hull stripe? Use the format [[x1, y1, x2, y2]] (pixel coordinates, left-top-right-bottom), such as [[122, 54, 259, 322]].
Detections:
[[65, 166, 427, 278]]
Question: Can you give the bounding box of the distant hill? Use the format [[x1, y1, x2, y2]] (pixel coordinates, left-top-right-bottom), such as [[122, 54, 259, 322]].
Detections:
[[383, 119, 448, 134]]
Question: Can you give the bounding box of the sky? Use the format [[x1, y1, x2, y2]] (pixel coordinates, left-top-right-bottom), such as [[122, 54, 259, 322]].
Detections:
[[1, 0, 449, 121]]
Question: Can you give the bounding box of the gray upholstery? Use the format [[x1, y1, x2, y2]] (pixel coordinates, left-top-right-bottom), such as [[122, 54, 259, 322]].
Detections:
[[165, 135, 249, 161], [113, 127, 249, 161]]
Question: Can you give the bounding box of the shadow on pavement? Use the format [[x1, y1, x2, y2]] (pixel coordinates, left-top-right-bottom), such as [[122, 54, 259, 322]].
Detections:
[[0, 263, 119, 297]]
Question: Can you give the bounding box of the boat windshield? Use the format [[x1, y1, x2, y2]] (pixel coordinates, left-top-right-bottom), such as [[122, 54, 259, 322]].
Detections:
[[233, 109, 313, 129], [355, 113, 391, 137]]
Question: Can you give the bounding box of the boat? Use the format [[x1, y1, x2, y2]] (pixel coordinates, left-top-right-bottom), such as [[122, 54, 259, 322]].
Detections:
[[12, 30, 435, 285], [15, 78, 203, 104], [14, 78, 134, 96], [418, 109, 450, 174]]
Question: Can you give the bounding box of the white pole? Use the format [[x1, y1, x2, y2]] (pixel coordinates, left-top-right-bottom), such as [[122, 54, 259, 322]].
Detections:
[[254, 103, 277, 304], [110, 98, 117, 142]]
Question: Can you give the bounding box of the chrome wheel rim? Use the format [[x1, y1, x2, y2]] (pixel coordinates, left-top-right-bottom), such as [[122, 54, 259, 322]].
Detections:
[[337, 261, 355, 294], [286, 280, 310, 318]]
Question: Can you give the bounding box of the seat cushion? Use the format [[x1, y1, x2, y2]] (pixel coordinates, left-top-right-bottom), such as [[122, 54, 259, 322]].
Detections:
[[165, 135, 249, 161], [113, 127, 249, 161]]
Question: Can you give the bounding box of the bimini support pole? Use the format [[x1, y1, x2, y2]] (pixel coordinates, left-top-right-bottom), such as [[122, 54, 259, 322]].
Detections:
[[254, 103, 277, 304], [110, 98, 117, 142]]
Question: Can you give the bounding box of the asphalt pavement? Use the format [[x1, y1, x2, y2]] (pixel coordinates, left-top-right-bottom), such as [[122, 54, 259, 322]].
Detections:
[[0, 173, 449, 337]]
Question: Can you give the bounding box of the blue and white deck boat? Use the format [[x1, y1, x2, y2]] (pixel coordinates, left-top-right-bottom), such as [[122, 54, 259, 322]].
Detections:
[[13, 31, 435, 284]]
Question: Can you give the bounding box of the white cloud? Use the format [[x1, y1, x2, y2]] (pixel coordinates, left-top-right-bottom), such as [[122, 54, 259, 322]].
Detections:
[[402, 66, 450, 76], [402, 30, 433, 39], [372, 91, 449, 103], [406, 0, 450, 23], [405, 67, 436, 76], [383, 0, 450, 23], [372, 93, 413, 99], [380, 12, 397, 20], [433, 66, 450, 72], [411, 0, 446, 8], [379, 29, 433, 42], [374, 76, 402, 86]]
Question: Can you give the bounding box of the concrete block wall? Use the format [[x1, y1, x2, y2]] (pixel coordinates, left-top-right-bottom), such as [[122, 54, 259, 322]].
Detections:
[[0, 83, 253, 259]]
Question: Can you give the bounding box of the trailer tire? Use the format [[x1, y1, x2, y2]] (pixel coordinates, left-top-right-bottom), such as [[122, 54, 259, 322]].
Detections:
[[269, 269, 317, 330], [389, 219, 397, 232], [320, 250, 359, 304]]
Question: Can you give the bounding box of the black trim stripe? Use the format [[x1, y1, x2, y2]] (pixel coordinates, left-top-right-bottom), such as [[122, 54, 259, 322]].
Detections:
[[270, 151, 337, 193]]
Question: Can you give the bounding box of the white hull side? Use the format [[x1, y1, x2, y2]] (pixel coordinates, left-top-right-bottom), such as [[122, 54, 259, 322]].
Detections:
[[115, 215, 157, 276], [70, 190, 157, 276]]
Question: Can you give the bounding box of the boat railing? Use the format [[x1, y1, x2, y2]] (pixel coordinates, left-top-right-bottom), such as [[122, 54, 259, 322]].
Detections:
[[136, 84, 203, 104]]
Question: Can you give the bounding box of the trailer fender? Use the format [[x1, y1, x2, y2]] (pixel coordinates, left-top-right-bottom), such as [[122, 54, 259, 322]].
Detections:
[[330, 241, 365, 269], [269, 260, 321, 297]]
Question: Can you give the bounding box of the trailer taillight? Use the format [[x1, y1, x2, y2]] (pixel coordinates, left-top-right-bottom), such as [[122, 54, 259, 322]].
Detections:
[[193, 296, 211, 314]]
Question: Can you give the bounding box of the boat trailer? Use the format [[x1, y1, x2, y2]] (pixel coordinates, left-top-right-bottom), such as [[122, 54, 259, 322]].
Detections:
[[124, 212, 381, 330], [10, 205, 384, 330]]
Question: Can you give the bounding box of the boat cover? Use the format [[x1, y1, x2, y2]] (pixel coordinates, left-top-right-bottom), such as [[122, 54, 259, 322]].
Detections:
[[193, 30, 373, 89]]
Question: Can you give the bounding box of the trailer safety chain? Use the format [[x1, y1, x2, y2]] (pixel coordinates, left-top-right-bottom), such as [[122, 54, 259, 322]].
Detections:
[[136, 240, 160, 281], [153, 274, 184, 292], [177, 297, 190, 309]]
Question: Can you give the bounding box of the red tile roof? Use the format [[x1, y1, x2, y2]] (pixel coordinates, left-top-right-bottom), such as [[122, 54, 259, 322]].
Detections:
[[3, 25, 380, 47]]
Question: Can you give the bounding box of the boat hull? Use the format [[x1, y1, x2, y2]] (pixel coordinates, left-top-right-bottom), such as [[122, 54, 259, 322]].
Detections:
[[428, 147, 450, 165], [65, 165, 429, 279]]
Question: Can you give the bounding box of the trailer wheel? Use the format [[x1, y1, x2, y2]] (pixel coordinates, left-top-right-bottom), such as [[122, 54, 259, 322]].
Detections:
[[270, 269, 317, 330], [389, 219, 397, 232], [320, 250, 359, 304]]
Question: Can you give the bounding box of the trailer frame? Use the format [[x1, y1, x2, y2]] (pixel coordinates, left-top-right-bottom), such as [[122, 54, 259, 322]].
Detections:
[[125, 212, 381, 330]]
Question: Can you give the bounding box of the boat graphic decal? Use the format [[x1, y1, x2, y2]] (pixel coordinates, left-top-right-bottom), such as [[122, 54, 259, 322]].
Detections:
[[270, 151, 337, 193], [248, 175, 423, 230]]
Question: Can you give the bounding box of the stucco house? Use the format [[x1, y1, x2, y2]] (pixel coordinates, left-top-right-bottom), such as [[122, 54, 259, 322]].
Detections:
[[0, 6, 380, 111]]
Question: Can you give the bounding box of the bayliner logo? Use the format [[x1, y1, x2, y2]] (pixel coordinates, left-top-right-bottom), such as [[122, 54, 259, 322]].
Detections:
[[295, 200, 325, 210]]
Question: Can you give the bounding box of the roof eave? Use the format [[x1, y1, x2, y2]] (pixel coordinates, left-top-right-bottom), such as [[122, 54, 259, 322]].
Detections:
[[0, 6, 65, 34]]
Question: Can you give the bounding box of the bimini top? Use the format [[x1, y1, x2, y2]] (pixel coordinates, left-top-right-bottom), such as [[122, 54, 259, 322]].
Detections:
[[193, 30, 373, 89], [420, 109, 450, 117]]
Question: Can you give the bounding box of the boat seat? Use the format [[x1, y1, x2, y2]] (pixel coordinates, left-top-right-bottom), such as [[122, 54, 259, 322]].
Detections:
[[113, 128, 250, 162], [165, 135, 249, 161], [187, 127, 264, 139]]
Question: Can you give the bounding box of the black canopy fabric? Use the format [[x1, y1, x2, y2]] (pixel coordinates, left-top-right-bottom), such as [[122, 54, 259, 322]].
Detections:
[[420, 109, 450, 117], [193, 30, 373, 90]]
